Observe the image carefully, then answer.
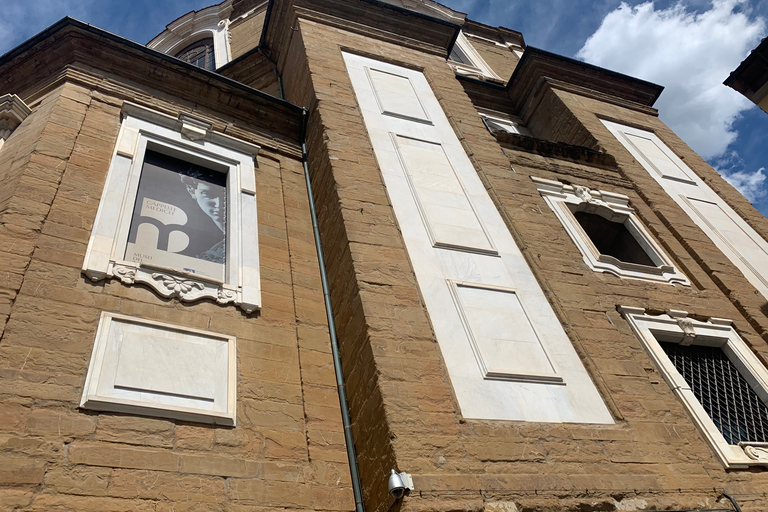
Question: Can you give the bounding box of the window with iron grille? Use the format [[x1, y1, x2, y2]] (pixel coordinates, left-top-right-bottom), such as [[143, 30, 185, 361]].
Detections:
[[175, 38, 215, 71], [621, 307, 768, 468], [660, 342, 768, 445]]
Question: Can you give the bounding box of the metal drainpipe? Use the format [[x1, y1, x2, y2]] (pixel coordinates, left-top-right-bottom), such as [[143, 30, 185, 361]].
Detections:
[[721, 491, 743, 512], [300, 109, 365, 512]]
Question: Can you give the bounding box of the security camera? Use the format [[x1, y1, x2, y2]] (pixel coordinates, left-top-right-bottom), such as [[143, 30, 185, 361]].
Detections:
[[388, 469, 413, 499]]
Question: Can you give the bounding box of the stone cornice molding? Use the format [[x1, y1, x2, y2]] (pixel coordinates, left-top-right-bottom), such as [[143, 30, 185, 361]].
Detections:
[[262, 0, 460, 61], [506, 47, 663, 118], [495, 132, 617, 169], [0, 94, 31, 141], [0, 19, 305, 150], [458, 47, 663, 120]]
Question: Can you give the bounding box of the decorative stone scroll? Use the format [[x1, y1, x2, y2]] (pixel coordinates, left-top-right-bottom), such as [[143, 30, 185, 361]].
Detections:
[[533, 177, 689, 286], [742, 444, 768, 462], [82, 102, 261, 313], [0, 94, 31, 149]]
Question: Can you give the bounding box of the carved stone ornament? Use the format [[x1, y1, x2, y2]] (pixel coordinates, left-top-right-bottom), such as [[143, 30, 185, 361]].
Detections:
[[217, 288, 237, 305], [152, 273, 206, 297], [113, 263, 137, 284], [574, 186, 595, 204], [100, 262, 239, 307], [0, 94, 32, 142], [743, 445, 768, 462], [676, 317, 697, 345]]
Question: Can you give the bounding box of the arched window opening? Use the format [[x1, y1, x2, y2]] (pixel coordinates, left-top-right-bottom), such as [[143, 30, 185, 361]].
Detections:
[[571, 206, 656, 266], [175, 38, 215, 71]]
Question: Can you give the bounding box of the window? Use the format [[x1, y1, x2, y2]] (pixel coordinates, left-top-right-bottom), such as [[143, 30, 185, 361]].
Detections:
[[0, 93, 31, 152], [533, 177, 688, 285], [81, 312, 236, 425], [449, 45, 471, 65], [602, 120, 768, 300], [571, 208, 655, 266], [175, 37, 216, 71], [479, 112, 531, 137], [661, 342, 768, 446], [446, 31, 502, 81], [146, 2, 233, 69], [620, 307, 768, 468], [82, 102, 262, 313]]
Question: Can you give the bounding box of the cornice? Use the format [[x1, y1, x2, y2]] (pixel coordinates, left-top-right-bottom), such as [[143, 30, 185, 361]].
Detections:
[[0, 94, 31, 139], [261, 0, 460, 60], [463, 19, 524, 49], [507, 47, 663, 113], [0, 19, 305, 150], [20, 67, 302, 159], [496, 132, 618, 170]]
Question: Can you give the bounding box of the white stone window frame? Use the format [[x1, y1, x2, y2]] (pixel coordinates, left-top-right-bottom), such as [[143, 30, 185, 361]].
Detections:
[[533, 176, 689, 286], [147, 0, 233, 70], [0, 94, 31, 152], [478, 111, 531, 137], [448, 31, 503, 82], [81, 312, 237, 425], [82, 102, 261, 313], [619, 307, 768, 468]]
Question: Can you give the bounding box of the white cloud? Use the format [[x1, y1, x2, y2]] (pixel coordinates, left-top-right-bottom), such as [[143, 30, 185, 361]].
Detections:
[[577, 0, 765, 160], [723, 167, 767, 202], [714, 150, 767, 202]]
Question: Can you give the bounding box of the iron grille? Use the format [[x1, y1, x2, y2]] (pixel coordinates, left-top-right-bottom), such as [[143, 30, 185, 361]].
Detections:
[[660, 342, 768, 445]]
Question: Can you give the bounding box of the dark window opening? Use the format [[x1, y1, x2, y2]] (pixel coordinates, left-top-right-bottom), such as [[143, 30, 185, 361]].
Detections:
[[573, 210, 655, 266], [176, 38, 216, 71], [449, 45, 472, 65], [660, 342, 768, 444]]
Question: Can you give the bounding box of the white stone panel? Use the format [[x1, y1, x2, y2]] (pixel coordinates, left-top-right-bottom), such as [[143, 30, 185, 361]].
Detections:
[[623, 132, 695, 184], [81, 312, 236, 425], [394, 136, 495, 253], [452, 282, 560, 382], [345, 51, 613, 424], [367, 68, 430, 122], [603, 120, 768, 300]]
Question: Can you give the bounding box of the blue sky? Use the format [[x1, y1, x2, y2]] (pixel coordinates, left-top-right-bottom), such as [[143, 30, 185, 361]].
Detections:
[[1, 0, 766, 217]]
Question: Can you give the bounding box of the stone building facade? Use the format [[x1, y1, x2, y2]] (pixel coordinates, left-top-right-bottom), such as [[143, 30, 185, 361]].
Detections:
[[1, 1, 768, 511]]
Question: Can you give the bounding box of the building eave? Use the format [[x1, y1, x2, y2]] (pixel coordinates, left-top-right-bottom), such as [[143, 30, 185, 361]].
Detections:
[[0, 17, 305, 146]]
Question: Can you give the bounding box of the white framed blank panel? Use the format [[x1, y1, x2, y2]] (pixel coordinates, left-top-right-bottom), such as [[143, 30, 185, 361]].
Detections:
[[451, 282, 561, 383], [367, 68, 430, 122], [394, 136, 495, 253], [685, 198, 768, 289], [81, 312, 236, 425], [603, 119, 768, 300], [623, 132, 695, 183]]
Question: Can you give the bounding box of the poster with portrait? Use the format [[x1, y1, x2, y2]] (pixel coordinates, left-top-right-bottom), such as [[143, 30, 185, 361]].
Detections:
[[124, 150, 227, 281]]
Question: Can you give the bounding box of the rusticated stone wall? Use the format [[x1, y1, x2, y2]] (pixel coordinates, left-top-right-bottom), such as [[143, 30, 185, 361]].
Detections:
[[280, 9, 768, 512], [0, 78, 354, 512]]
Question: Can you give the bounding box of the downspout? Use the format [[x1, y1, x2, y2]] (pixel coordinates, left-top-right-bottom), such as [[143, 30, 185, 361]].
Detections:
[[721, 491, 743, 512], [300, 108, 365, 512]]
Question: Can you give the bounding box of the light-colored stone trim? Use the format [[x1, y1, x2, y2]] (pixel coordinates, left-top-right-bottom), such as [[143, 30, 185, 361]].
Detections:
[[0, 94, 32, 150], [620, 307, 768, 469], [533, 176, 689, 286], [448, 31, 503, 82], [147, 0, 233, 69], [82, 101, 262, 313], [81, 312, 237, 425]]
